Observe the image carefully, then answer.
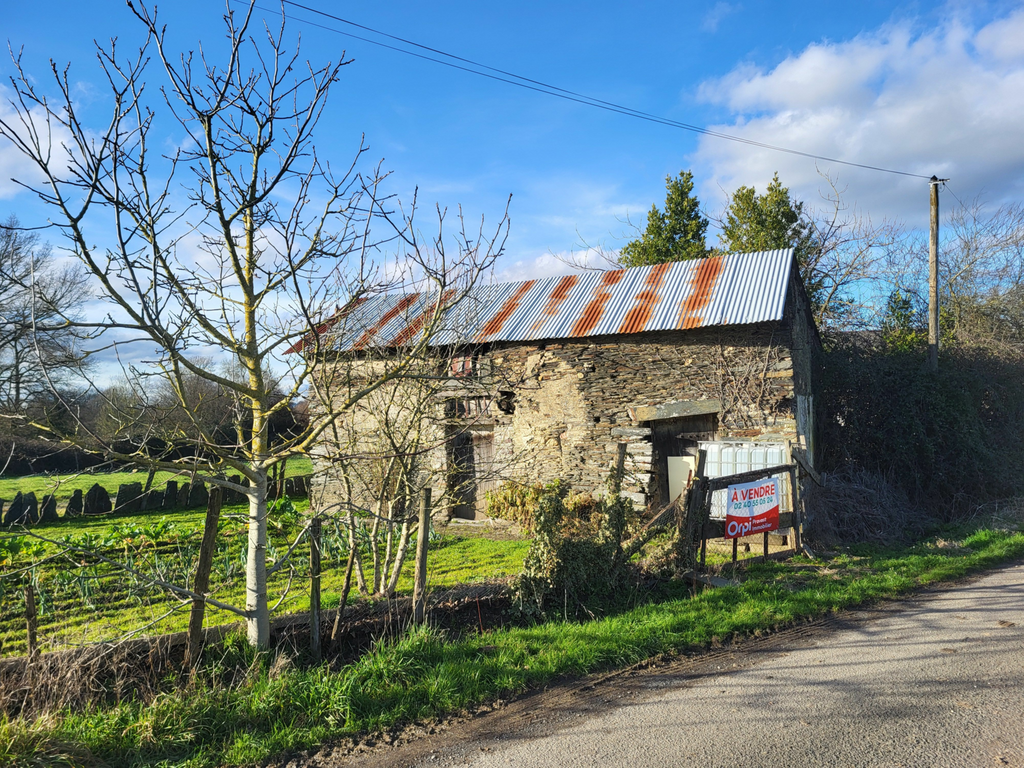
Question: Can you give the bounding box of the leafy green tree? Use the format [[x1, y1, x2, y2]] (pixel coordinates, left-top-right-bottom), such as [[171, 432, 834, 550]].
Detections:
[[619, 171, 709, 267], [719, 172, 831, 318], [719, 172, 814, 257], [880, 289, 926, 353]]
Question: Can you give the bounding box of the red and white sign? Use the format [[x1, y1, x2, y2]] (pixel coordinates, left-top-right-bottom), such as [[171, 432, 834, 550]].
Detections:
[[725, 478, 780, 539]]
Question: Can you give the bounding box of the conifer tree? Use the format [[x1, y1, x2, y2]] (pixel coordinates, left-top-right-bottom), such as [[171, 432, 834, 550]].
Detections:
[[619, 171, 709, 267]]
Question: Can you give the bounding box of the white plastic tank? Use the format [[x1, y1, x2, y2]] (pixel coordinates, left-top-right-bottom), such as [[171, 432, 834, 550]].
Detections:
[[699, 441, 790, 519]]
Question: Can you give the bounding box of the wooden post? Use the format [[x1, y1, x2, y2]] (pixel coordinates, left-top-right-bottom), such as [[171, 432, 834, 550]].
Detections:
[[25, 584, 37, 659], [789, 467, 803, 555], [928, 176, 941, 371], [691, 449, 707, 571], [411, 487, 432, 625], [614, 442, 627, 494], [309, 515, 322, 662], [185, 486, 222, 670], [763, 531, 769, 560], [732, 537, 738, 568]]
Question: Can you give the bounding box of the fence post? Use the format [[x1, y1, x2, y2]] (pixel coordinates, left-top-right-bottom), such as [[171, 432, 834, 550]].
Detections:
[[411, 487, 432, 625], [25, 584, 38, 659], [789, 466, 803, 554], [186, 486, 222, 670], [309, 515, 322, 662], [613, 442, 627, 494]]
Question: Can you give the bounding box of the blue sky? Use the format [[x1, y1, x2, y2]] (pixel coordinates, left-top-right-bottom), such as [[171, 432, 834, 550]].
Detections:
[[5, 0, 1024, 287]]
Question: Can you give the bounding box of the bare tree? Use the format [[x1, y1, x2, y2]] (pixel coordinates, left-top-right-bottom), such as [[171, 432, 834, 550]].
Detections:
[[802, 174, 907, 332], [0, 217, 89, 413], [0, 1, 507, 647], [310, 342, 516, 600], [940, 198, 1024, 351], [879, 196, 1024, 353]]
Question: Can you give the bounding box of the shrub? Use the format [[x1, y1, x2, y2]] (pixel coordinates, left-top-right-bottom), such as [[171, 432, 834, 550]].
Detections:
[[514, 479, 635, 619], [820, 343, 1024, 519]]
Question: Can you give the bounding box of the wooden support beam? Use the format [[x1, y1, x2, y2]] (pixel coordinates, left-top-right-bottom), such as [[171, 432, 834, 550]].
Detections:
[[186, 486, 222, 670], [25, 584, 37, 659], [791, 447, 823, 487], [789, 466, 804, 555], [706, 463, 796, 492]]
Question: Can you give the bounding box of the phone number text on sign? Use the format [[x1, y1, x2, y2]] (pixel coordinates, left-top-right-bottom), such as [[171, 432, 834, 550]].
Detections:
[[725, 477, 780, 539]]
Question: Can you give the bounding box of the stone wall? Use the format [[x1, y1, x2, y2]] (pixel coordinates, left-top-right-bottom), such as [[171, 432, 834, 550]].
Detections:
[[477, 320, 802, 507]]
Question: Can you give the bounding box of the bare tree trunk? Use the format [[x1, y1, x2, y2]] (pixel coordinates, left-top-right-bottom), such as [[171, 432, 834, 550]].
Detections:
[[330, 542, 358, 648], [348, 513, 369, 595], [384, 514, 414, 595], [186, 486, 222, 669], [309, 514, 321, 662], [246, 470, 270, 648], [370, 500, 384, 594], [383, 505, 395, 583]]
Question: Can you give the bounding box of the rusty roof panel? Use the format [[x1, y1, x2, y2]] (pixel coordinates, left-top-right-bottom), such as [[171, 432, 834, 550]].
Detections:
[[314, 249, 794, 351]]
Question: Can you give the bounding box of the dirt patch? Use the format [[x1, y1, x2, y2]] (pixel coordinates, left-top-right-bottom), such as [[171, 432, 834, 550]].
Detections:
[[0, 581, 514, 719]]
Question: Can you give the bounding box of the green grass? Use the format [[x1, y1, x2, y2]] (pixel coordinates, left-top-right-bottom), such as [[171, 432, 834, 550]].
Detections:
[[0, 457, 314, 504], [5, 521, 1024, 768], [0, 504, 528, 656]]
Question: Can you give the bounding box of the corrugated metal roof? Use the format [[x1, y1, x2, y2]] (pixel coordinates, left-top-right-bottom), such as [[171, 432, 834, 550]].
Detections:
[[314, 249, 794, 351]]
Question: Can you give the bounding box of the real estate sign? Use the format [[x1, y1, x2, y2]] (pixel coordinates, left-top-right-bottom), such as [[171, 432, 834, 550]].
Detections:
[[725, 477, 780, 539]]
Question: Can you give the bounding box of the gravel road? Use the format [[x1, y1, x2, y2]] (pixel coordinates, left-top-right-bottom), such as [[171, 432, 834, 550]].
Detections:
[[312, 562, 1024, 768]]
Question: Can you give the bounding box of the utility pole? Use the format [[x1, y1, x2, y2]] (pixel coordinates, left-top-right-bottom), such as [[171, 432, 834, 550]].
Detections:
[[928, 176, 941, 371]]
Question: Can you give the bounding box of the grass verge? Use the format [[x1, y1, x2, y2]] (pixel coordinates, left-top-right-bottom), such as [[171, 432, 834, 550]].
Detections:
[[5, 523, 1024, 768]]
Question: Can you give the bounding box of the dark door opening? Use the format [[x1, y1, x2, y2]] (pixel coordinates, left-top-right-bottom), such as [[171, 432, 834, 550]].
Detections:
[[449, 429, 495, 520], [650, 413, 717, 507]]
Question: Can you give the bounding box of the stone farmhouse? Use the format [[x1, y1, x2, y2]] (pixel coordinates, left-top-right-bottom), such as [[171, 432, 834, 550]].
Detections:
[[308, 249, 821, 520]]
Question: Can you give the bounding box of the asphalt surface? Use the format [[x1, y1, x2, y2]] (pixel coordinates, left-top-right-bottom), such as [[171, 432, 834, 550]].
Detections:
[[325, 562, 1024, 768]]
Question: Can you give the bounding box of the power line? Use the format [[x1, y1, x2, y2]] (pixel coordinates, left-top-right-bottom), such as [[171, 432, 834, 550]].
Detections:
[[941, 180, 967, 211], [243, 0, 936, 181]]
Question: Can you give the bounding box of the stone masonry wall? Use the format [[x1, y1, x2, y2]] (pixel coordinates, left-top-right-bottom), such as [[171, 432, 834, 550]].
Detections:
[[477, 320, 801, 507]]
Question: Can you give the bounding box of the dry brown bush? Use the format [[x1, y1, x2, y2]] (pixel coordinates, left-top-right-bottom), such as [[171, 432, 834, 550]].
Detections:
[[804, 467, 934, 546]]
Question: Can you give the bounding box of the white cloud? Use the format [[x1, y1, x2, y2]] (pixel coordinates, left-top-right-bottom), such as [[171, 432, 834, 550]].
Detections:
[[493, 247, 616, 284], [975, 7, 1024, 62], [692, 8, 1024, 226], [0, 94, 56, 200], [701, 2, 738, 34]]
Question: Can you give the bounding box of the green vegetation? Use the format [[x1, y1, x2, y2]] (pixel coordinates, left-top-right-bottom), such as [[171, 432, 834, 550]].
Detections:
[[619, 170, 709, 267], [821, 345, 1024, 516], [3, 519, 1022, 768], [0, 457, 314, 504], [0, 499, 527, 657], [514, 479, 633, 618]]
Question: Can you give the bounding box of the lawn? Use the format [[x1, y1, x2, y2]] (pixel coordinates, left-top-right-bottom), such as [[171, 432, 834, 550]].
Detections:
[[0, 456, 314, 504], [0, 498, 529, 657]]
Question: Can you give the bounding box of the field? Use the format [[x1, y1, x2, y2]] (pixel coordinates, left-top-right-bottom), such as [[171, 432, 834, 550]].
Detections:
[[0, 469, 528, 657], [0, 456, 314, 504]]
